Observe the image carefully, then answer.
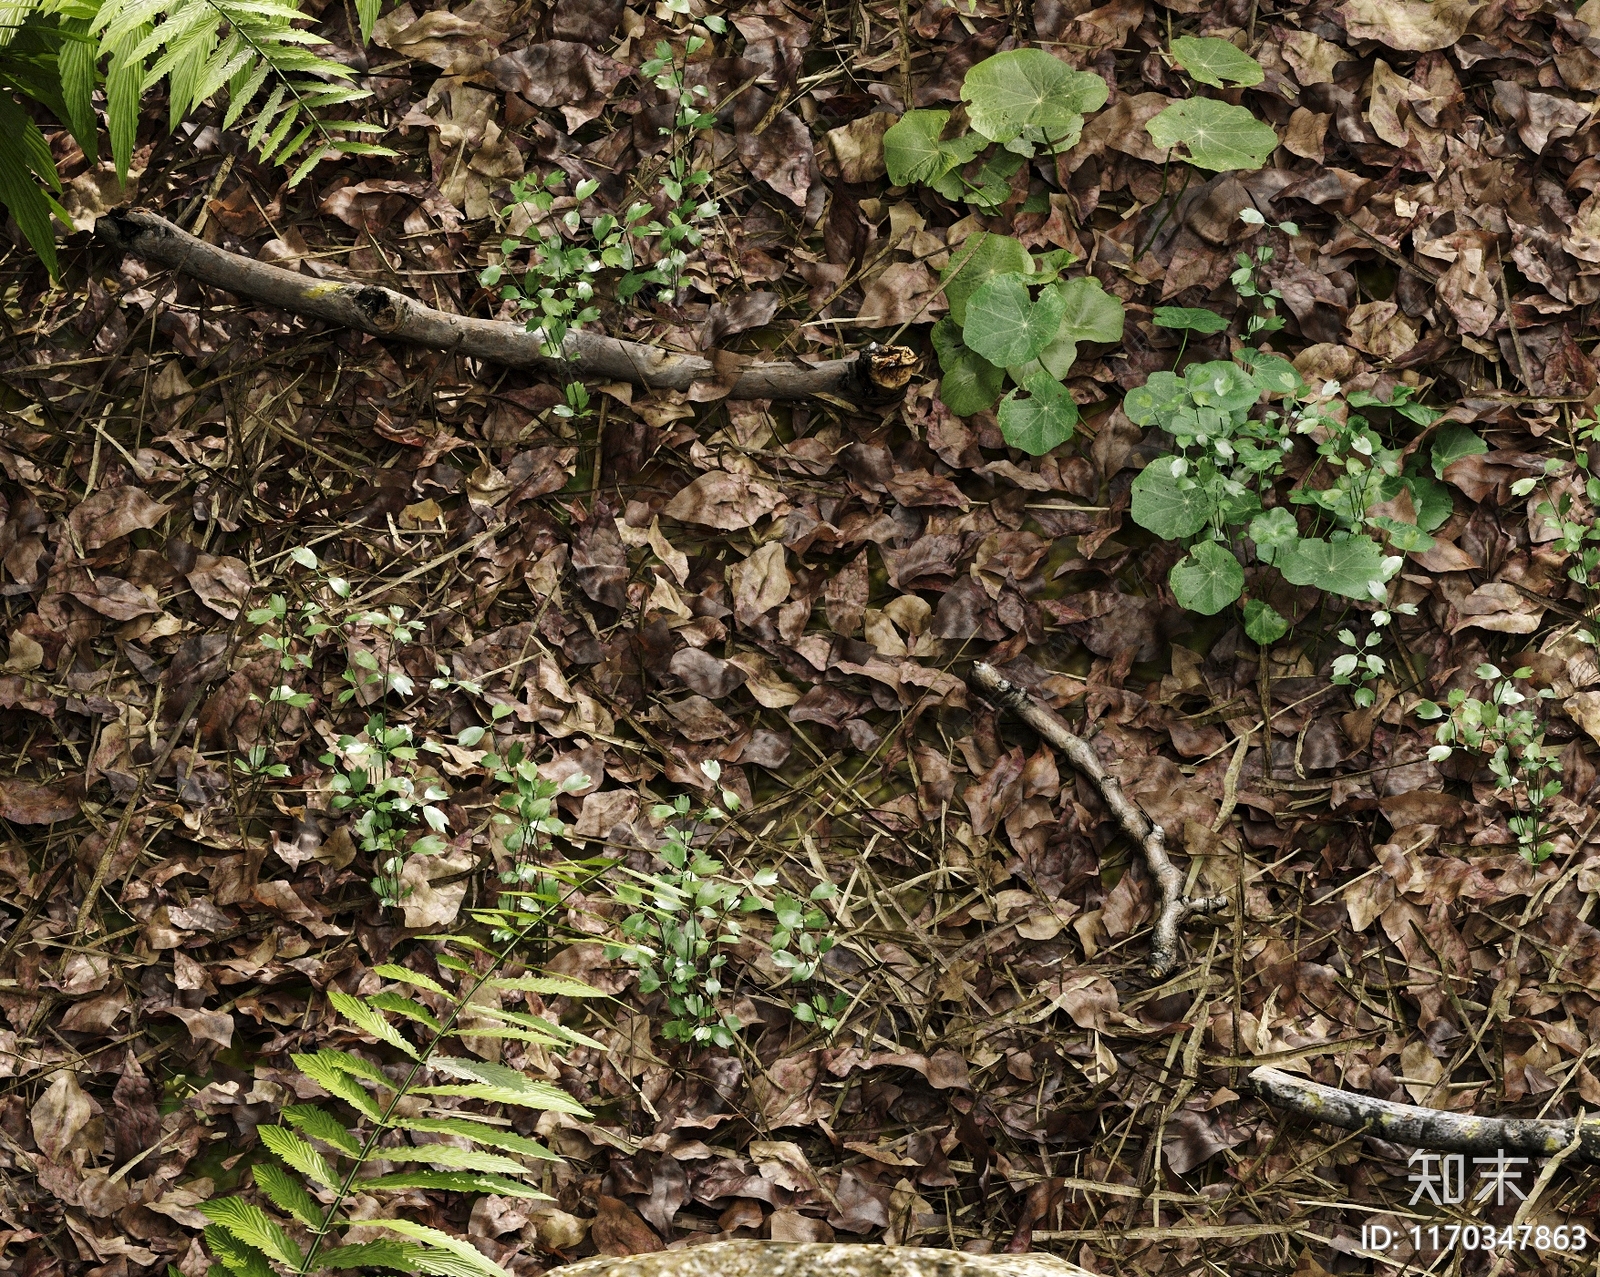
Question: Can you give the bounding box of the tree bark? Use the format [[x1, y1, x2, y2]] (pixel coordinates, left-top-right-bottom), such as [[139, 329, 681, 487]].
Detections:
[[94, 209, 917, 402], [1246, 1066, 1600, 1159], [553, 1242, 1092, 1277], [968, 662, 1228, 979]]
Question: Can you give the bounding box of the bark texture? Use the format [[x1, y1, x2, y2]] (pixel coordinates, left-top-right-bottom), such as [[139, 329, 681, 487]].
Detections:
[[95, 209, 916, 401], [1246, 1066, 1600, 1158], [968, 662, 1228, 978], [553, 1243, 1094, 1277]]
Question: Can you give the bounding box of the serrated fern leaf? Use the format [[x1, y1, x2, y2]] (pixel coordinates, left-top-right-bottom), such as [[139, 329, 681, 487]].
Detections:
[[322, 1241, 437, 1271], [361, 1170, 554, 1198], [369, 991, 443, 1033], [199, 1197, 304, 1268], [488, 974, 607, 999], [259, 1124, 338, 1188], [372, 1220, 515, 1277], [426, 1056, 592, 1116], [329, 990, 420, 1058], [292, 1052, 384, 1121], [0, 97, 66, 277], [374, 964, 449, 996], [282, 1103, 362, 1156], [203, 1223, 276, 1277], [451, 1002, 604, 1050], [376, 1144, 530, 1176], [252, 1161, 325, 1228], [392, 1116, 558, 1159]]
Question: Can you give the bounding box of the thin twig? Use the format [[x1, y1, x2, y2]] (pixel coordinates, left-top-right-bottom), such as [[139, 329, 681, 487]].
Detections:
[[969, 663, 1228, 979]]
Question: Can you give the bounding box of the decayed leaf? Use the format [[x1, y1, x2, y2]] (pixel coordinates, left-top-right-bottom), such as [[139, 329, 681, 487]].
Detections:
[[31, 1072, 93, 1163], [664, 471, 785, 530], [1339, 0, 1485, 50], [69, 486, 171, 550]]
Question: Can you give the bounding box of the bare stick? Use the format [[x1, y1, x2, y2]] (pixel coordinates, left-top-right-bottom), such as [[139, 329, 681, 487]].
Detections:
[[969, 662, 1228, 979], [1246, 1066, 1600, 1160], [95, 209, 916, 401], [551, 1241, 1095, 1277]]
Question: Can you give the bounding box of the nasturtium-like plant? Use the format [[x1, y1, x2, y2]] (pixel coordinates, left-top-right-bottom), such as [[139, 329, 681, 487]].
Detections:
[[1147, 98, 1279, 172], [1126, 356, 1438, 615], [1144, 40, 1276, 173], [928, 232, 1125, 453], [1169, 36, 1265, 89], [884, 48, 1107, 207]]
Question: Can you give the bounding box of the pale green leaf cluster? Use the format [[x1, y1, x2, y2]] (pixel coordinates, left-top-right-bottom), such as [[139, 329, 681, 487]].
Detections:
[[200, 934, 606, 1277]]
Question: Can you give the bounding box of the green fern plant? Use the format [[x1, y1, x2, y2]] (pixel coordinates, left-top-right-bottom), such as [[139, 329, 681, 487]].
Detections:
[[0, 0, 393, 277], [199, 911, 608, 1277]]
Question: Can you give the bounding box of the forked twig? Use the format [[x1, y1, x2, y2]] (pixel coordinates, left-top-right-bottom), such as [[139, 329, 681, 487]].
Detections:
[[968, 662, 1228, 978]]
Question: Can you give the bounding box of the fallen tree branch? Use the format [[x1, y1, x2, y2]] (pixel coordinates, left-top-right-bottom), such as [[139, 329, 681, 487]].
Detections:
[[554, 1241, 1093, 1277], [969, 662, 1228, 979], [1245, 1065, 1600, 1159], [94, 209, 917, 401]]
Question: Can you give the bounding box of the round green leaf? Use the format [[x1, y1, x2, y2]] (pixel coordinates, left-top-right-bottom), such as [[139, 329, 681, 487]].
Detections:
[[961, 273, 1068, 367], [961, 48, 1109, 143], [941, 232, 1030, 325], [1131, 457, 1211, 539], [931, 317, 1004, 416], [1185, 360, 1261, 412], [1247, 507, 1298, 564], [1169, 36, 1265, 89], [1053, 276, 1125, 344], [1431, 423, 1487, 480], [998, 371, 1079, 456], [1236, 348, 1304, 396], [1146, 99, 1278, 172], [1169, 542, 1245, 615], [883, 110, 955, 185], [1123, 371, 1185, 425], [1273, 534, 1389, 600], [1153, 306, 1228, 334], [1242, 599, 1289, 645]]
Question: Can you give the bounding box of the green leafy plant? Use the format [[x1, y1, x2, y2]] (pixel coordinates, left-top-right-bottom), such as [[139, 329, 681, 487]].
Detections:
[[1418, 665, 1562, 863], [1124, 211, 1447, 617], [200, 901, 608, 1277], [604, 761, 840, 1047], [3, 0, 391, 276], [483, 36, 720, 421], [1531, 413, 1600, 596], [884, 48, 1108, 209], [1330, 625, 1387, 708], [1146, 40, 1276, 172], [927, 232, 1124, 452]]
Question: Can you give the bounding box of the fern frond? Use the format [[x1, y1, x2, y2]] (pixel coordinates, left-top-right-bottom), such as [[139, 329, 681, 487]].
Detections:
[[391, 1116, 558, 1159], [447, 1003, 605, 1050], [329, 990, 420, 1058], [292, 1052, 385, 1121], [373, 964, 449, 996], [371, 1144, 530, 1176], [361, 1170, 554, 1198], [369, 991, 443, 1033], [252, 1162, 325, 1228], [488, 974, 607, 999], [199, 1198, 304, 1268], [372, 1220, 516, 1277], [416, 1057, 592, 1115], [282, 1103, 363, 1155], [0, 96, 66, 277], [321, 1241, 436, 1271], [203, 1223, 276, 1277], [258, 1124, 338, 1188]]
